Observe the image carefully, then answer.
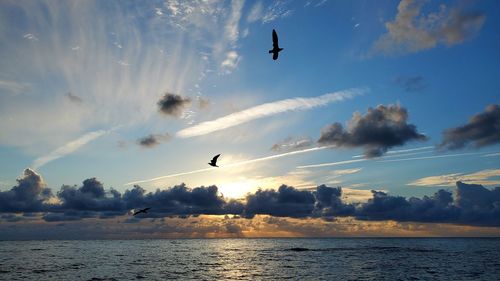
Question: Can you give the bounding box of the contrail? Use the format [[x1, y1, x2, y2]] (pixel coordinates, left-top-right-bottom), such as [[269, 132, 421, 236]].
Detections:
[[32, 130, 107, 169], [297, 159, 367, 169], [176, 87, 367, 138], [377, 152, 483, 163], [352, 146, 434, 158], [124, 146, 333, 186]]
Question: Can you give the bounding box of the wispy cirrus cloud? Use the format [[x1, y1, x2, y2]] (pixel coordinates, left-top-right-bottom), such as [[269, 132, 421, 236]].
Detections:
[[176, 88, 367, 138]]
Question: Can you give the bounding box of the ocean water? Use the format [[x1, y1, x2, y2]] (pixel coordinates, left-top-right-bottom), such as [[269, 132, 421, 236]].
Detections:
[[1, 238, 499, 280]]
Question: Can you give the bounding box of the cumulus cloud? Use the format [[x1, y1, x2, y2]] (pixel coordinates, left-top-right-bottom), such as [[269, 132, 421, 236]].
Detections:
[[395, 76, 426, 92], [318, 104, 427, 158], [137, 133, 171, 148], [157, 93, 191, 118], [439, 104, 500, 150], [373, 0, 485, 55], [1, 170, 499, 226], [244, 185, 316, 218], [0, 169, 52, 212], [271, 136, 312, 152]]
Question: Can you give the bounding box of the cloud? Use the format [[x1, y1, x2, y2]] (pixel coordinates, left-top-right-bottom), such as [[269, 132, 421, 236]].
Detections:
[[439, 104, 500, 150], [1, 170, 500, 226], [197, 96, 211, 110], [0, 169, 52, 212], [220, 51, 240, 73], [157, 93, 191, 118], [395, 76, 426, 92], [262, 1, 293, 24], [409, 169, 500, 187], [247, 2, 263, 23], [373, 0, 485, 55], [65, 92, 83, 104], [0, 1, 249, 152], [137, 133, 171, 148], [32, 130, 107, 169], [314, 185, 355, 218], [244, 185, 316, 218], [318, 104, 427, 158], [271, 136, 312, 152], [0, 80, 30, 95], [177, 87, 366, 138]]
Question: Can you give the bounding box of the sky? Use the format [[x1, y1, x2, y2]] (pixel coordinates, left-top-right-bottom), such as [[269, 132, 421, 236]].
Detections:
[[0, 0, 499, 239]]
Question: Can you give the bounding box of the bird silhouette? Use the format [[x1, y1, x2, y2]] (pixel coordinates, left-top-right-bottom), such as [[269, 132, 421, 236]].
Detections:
[[132, 207, 151, 216], [208, 154, 220, 167], [269, 29, 283, 60]]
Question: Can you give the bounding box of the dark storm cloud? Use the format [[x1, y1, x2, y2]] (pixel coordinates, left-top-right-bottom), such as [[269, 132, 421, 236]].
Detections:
[[157, 92, 191, 117], [318, 105, 427, 158], [244, 185, 315, 218], [271, 137, 312, 152], [395, 76, 426, 92], [439, 104, 500, 150], [137, 133, 171, 148], [1, 170, 499, 226], [0, 169, 52, 212]]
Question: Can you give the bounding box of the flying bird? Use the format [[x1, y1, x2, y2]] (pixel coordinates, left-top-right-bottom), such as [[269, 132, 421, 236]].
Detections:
[[269, 29, 284, 60], [208, 154, 220, 167], [132, 207, 151, 216]]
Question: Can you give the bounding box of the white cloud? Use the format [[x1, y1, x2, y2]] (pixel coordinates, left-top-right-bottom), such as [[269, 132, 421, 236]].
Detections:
[[247, 2, 263, 23], [220, 51, 240, 73], [0, 1, 250, 152], [0, 80, 30, 95], [409, 169, 500, 187], [177, 87, 366, 138]]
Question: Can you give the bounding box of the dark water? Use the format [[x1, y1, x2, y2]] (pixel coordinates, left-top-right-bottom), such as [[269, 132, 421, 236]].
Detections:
[[1, 238, 499, 280]]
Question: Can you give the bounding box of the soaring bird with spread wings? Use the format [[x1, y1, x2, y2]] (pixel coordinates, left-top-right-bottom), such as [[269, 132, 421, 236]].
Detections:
[[132, 207, 151, 216], [208, 154, 220, 167], [269, 29, 284, 60]]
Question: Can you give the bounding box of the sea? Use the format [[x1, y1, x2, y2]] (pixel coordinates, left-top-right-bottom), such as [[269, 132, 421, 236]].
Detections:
[[1, 238, 499, 280]]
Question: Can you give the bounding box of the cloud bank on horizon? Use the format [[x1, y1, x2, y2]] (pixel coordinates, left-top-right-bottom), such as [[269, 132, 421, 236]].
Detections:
[[1, 169, 499, 227]]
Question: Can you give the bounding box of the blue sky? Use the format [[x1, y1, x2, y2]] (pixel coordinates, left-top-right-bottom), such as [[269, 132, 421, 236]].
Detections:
[[0, 0, 499, 238]]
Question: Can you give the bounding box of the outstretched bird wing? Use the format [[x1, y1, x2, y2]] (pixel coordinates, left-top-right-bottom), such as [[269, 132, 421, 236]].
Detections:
[[272, 29, 279, 48], [212, 154, 221, 163]]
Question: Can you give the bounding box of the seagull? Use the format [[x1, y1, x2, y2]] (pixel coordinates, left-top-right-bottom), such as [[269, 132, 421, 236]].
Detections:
[[208, 154, 220, 167], [132, 207, 151, 216], [269, 29, 284, 60]]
